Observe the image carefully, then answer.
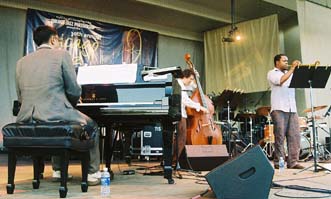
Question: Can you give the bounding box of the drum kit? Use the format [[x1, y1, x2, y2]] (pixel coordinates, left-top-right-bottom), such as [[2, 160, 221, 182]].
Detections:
[[218, 105, 331, 161], [211, 89, 330, 161]]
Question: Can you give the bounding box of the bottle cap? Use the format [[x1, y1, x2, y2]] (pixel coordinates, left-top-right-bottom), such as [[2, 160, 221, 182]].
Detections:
[[103, 167, 108, 172]]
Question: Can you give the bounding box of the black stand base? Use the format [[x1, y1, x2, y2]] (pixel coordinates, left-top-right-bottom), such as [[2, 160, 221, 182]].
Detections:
[[294, 163, 331, 175]]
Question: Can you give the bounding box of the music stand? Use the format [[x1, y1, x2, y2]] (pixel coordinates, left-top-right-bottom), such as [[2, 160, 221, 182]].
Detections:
[[215, 89, 244, 157], [215, 89, 244, 110], [289, 66, 331, 173]]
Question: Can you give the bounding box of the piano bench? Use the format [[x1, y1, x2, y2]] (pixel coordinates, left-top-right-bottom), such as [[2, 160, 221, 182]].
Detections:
[[1, 122, 96, 198]]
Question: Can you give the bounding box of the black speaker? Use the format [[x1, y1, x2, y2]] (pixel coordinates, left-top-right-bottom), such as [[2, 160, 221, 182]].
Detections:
[[180, 145, 229, 171], [326, 137, 331, 152], [205, 146, 274, 199]]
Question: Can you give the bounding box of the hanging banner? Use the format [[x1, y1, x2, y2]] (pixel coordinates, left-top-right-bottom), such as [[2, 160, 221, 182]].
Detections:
[[25, 9, 157, 69]]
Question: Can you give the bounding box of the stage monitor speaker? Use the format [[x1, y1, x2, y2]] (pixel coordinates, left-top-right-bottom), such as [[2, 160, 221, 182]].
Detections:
[[205, 146, 274, 199], [180, 145, 229, 171]]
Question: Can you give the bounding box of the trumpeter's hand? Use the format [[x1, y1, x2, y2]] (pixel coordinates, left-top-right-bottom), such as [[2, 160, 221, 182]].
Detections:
[[290, 60, 301, 71]]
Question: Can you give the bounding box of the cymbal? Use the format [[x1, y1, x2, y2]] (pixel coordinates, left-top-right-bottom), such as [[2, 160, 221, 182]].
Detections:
[[303, 105, 327, 113], [256, 106, 271, 116], [307, 115, 323, 122], [236, 113, 256, 119]]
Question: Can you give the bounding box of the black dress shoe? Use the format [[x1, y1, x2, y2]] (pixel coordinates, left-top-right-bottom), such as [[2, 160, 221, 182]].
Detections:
[[288, 164, 304, 169]]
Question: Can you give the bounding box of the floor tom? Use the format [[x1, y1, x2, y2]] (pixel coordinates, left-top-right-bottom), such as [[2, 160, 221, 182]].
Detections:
[[263, 124, 274, 143]]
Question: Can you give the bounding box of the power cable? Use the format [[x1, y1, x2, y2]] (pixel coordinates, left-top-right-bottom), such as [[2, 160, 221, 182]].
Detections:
[[272, 181, 331, 198], [273, 189, 330, 198]]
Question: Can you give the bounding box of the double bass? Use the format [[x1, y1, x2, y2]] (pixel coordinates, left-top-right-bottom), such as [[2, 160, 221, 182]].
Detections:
[[185, 54, 222, 145]]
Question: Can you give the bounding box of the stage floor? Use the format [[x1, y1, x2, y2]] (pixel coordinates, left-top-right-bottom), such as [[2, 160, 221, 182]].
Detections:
[[0, 153, 330, 199]]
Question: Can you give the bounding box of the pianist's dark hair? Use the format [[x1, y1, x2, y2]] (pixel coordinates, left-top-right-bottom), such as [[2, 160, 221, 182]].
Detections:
[[181, 69, 195, 78], [33, 25, 58, 46], [274, 54, 286, 66]]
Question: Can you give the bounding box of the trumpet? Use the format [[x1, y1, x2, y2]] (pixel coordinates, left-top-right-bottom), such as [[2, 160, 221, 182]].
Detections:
[[297, 60, 320, 68]]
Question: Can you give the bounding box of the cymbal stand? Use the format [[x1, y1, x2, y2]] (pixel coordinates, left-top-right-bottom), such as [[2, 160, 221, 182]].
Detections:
[[313, 122, 331, 159], [320, 107, 331, 158], [242, 117, 254, 152], [295, 80, 331, 174], [226, 101, 236, 157], [262, 114, 274, 158]]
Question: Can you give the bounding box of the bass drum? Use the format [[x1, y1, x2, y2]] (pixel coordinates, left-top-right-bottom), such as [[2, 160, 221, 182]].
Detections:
[[260, 133, 311, 160], [298, 133, 311, 160], [285, 133, 311, 160]]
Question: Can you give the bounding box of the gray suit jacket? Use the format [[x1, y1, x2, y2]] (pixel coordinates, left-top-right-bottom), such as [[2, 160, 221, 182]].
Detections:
[[16, 45, 86, 124]]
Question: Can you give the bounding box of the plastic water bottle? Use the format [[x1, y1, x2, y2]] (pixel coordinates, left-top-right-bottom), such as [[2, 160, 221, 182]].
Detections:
[[279, 157, 285, 173], [100, 168, 110, 197]]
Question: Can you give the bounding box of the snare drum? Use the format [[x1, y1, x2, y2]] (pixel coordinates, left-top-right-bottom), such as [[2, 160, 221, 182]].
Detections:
[[263, 124, 274, 143]]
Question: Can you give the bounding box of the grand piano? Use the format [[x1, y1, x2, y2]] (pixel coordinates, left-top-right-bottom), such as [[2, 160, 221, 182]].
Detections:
[[76, 65, 182, 184]]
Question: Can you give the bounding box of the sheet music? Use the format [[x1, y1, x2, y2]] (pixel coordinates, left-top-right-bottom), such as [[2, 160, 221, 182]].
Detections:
[[77, 64, 137, 85], [143, 74, 169, 81], [141, 66, 182, 78], [141, 66, 181, 75]]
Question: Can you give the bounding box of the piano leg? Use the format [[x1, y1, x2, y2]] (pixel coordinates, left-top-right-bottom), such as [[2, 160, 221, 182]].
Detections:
[[104, 125, 114, 179], [162, 120, 175, 184]]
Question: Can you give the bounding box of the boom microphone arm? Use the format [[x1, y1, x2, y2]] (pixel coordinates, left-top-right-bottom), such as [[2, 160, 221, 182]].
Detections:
[[323, 105, 331, 117]]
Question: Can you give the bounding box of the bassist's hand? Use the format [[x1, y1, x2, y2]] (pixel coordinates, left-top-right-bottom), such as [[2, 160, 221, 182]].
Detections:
[[200, 106, 209, 113], [194, 69, 200, 78]]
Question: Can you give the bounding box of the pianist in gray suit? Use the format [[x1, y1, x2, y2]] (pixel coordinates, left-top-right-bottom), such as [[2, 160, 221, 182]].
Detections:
[[15, 25, 100, 185]]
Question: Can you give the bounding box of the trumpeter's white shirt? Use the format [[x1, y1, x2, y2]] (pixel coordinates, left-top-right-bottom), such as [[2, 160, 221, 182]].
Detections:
[[267, 67, 297, 113]]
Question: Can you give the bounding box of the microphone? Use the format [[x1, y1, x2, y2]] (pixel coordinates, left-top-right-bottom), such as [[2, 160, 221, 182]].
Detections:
[[323, 105, 331, 117]]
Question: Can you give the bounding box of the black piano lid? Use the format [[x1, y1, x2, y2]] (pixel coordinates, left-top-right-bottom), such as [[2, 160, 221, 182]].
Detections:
[[80, 79, 176, 104]]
